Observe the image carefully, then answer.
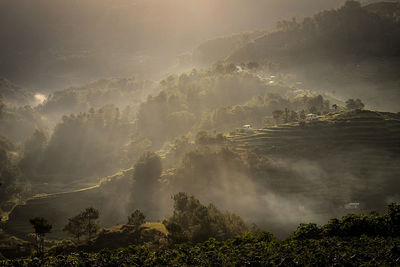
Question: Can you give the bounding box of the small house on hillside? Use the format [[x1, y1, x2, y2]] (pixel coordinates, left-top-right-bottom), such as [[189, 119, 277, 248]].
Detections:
[[243, 125, 253, 133], [344, 202, 360, 210], [306, 113, 318, 121], [236, 124, 253, 133]]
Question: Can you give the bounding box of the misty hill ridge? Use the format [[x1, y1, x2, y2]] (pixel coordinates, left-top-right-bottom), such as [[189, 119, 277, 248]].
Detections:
[[227, 1, 400, 64], [192, 1, 400, 66], [191, 1, 400, 112]]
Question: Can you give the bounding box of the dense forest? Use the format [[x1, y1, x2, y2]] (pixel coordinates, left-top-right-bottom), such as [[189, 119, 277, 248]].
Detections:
[[1, 0, 400, 265]]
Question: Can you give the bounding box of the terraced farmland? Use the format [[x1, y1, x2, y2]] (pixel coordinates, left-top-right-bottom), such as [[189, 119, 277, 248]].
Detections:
[[229, 111, 400, 156], [5, 170, 133, 240], [228, 110, 400, 214]]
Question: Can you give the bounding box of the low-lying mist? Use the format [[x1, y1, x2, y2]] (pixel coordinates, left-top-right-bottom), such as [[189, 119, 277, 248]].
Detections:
[[141, 138, 399, 237]]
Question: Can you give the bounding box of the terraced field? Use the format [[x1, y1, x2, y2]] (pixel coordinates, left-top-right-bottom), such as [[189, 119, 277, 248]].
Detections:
[[229, 112, 400, 156], [228, 110, 400, 214], [5, 170, 134, 240]]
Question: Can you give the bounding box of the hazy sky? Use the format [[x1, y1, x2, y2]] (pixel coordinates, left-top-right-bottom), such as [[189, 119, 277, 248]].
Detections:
[[0, 0, 346, 87]]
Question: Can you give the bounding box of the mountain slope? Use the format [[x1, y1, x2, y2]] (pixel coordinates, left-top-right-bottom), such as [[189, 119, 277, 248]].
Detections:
[[227, 1, 400, 65], [228, 109, 400, 212]]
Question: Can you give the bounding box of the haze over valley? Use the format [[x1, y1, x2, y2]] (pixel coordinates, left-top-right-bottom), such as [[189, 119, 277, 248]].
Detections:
[[1, 0, 400, 264]]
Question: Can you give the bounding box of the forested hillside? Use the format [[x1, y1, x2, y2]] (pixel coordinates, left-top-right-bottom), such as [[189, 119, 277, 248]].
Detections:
[[227, 1, 400, 65], [195, 0, 400, 110], [0, 0, 399, 264]]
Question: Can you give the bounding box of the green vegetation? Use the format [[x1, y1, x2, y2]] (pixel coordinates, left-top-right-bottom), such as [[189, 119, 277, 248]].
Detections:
[[38, 77, 153, 117], [230, 109, 400, 156], [63, 215, 85, 241], [0, 230, 32, 259], [2, 203, 400, 265], [29, 217, 52, 255], [192, 1, 400, 111], [346, 98, 365, 109], [364, 1, 400, 22], [131, 152, 162, 218], [133, 65, 338, 148], [20, 105, 134, 182], [63, 207, 100, 241], [5, 108, 399, 240], [1, 235, 399, 265], [0, 104, 46, 142], [193, 31, 266, 66], [134, 66, 271, 147], [163, 192, 248, 244], [127, 210, 146, 229], [291, 203, 400, 239], [228, 1, 400, 69]]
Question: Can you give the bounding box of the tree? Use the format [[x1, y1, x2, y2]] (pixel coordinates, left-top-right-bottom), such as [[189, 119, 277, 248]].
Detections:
[[309, 106, 318, 114], [354, 99, 364, 109], [63, 215, 85, 241], [343, 0, 361, 10], [272, 110, 284, 124], [0, 147, 20, 207], [132, 152, 162, 215], [127, 210, 146, 229], [387, 203, 400, 234], [29, 217, 52, 255], [225, 63, 237, 73], [345, 98, 364, 110], [81, 207, 100, 240], [246, 62, 259, 69], [291, 223, 322, 240], [19, 129, 47, 176], [24, 129, 47, 154], [133, 152, 162, 188], [166, 111, 196, 138], [63, 207, 100, 241], [306, 95, 329, 114], [299, 110, 306, 120], [284, 108, 289, 123], [195, 131, 210, 145], [163, 192, 248, 244], [289, 110, 298, 122]]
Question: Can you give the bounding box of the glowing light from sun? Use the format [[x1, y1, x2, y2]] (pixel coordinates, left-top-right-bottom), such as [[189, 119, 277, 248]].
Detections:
[[34, 93, 47, 104]]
